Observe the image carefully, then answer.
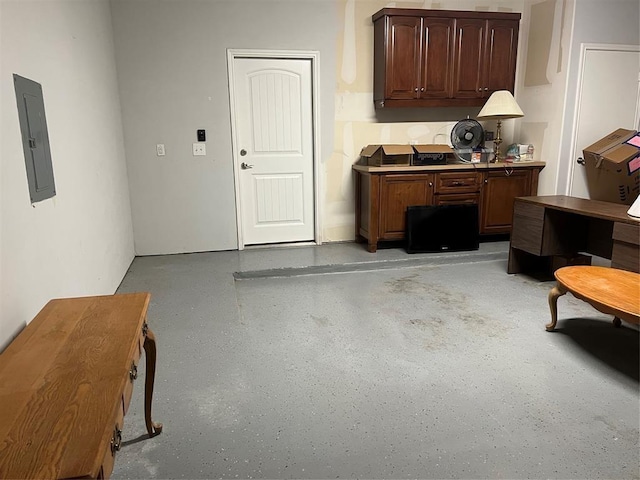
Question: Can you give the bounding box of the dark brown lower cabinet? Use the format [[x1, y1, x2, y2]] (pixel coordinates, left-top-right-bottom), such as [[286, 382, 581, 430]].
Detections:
[[354, 163, 544, 252], [379, 174, 435, 240], [480, 169, 535, 234]]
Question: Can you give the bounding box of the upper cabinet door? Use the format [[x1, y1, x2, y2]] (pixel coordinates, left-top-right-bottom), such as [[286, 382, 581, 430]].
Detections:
[[385, 16, 422, 100], [372, 8, 521, 108], [484, 19, 519, 95], [452, 18, 486, 99], [421, 18, 455, 99]]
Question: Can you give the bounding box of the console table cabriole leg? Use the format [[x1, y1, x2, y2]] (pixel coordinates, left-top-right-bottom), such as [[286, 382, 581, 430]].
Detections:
[[143, 327, 163, 437], [546, 284, 567, 331]]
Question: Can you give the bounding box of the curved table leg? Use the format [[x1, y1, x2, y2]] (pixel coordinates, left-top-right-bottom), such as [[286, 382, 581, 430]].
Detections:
[[613, 317, 622, 328], [144, 327, 163, 437], [546, 284, 567, 331]]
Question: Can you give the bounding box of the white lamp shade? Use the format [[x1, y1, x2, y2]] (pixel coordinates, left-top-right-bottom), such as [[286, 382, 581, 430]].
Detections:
[[477, 90, 524, 119]]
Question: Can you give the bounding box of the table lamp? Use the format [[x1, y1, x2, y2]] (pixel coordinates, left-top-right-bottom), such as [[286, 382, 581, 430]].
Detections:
[[477, 90, 524, 162]]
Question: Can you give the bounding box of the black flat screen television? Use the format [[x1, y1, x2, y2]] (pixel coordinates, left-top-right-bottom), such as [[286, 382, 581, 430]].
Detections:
[[406, 204, 479, 254]]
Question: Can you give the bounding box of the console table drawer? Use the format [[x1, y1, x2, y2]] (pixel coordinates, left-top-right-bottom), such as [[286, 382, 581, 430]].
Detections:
[[100, 401, 125, 480], [123, 326, 146, 414]]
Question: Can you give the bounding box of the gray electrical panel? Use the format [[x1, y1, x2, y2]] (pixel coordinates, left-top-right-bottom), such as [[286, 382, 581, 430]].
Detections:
[[14, 74, 56, 203]]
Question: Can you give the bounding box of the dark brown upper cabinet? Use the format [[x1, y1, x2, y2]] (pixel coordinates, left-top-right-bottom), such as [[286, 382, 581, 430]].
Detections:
[[373, 8, 520, 108]]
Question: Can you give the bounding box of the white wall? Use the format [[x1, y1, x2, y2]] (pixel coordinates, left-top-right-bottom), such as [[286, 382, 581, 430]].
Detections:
[[555, 0, 640, 194], [110, 0, 337, 255], [0, 0, 135, 349], [514, 0, 575, 195]]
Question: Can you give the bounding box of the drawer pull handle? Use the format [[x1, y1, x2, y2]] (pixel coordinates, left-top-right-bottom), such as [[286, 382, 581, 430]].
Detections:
[[129, 362, 138, 381], [111, 426, 122, 455], [142, 322, 149, 337]]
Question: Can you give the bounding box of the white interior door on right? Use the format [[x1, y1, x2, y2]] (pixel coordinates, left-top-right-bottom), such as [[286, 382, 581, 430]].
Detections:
[[569, 45, 640, 198]]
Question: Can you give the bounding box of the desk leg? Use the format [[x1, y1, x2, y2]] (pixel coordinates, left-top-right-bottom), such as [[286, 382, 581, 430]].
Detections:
[[144, 328, 163, 437], [546, 283, 567, 331], [507, 246, 524, 274]]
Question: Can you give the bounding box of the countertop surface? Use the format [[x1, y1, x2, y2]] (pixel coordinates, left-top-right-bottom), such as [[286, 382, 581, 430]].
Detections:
[[353, 161, 546, 173]]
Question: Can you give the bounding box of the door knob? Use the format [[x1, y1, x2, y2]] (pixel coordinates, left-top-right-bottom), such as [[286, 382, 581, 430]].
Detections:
[[577, 157, 586, 165], [240, 149, 247, 156], [241, 162, 254, 170]]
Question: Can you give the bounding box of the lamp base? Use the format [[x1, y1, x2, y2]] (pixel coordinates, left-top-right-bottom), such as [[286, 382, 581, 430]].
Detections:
[[492, 119, 504, 163], [492, 138, 503, 163]]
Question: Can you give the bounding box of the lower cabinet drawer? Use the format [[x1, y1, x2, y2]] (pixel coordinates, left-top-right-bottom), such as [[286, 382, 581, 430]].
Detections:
[[435, 172, 480, 194], [434, 193, 479, 205]]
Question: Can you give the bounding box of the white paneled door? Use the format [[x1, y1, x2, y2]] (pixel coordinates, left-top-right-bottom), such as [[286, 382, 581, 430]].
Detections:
[[569, 45, 640, 198], [231, 57, 315, 246]]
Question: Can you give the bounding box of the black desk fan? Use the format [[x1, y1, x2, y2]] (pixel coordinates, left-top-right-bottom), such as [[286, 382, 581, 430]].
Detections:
[[450, 118, 484, 162]]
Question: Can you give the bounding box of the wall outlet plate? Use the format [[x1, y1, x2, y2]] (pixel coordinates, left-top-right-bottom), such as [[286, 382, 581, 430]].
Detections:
[[192, 143, 206, 156], [485, 131, 495, 141], [156, 144, 166, 156]]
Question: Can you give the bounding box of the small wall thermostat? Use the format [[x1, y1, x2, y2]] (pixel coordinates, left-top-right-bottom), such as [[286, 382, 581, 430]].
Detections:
[[197, 129, 206, 142]]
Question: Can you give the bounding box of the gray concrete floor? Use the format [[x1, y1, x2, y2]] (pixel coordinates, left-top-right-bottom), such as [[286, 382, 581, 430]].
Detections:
[[112, 242, 639, 479]]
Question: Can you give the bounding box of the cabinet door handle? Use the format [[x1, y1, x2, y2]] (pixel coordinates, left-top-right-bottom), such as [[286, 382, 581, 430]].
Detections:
[[420, 87, 424, 92], [484, 179, 488, 184], [414, 87, 418, 92], [484, 87, 489, 91], [428, 182, 433, 187]]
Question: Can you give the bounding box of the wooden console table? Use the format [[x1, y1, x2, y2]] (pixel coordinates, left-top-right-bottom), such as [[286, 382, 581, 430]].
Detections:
[[354, 162, 545, 252], [509, 195, 640, 274], [0, 293, 162, 479]]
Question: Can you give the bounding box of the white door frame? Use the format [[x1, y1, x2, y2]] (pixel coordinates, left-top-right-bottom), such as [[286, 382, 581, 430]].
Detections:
[[565, 43, 640, 196], [227, 49, 323, 250]]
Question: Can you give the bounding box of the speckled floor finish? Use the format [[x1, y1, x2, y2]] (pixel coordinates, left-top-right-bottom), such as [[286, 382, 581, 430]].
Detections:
[[112, 242, 639, 479]]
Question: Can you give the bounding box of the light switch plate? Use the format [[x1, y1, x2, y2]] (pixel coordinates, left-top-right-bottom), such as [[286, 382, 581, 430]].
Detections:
[[156, 144, 166, 156], [193, 143, 206, 156]]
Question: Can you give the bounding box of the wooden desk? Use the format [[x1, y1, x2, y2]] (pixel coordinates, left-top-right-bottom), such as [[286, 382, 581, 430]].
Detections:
[[508, 195, 640, 274], [0, 293, 162, 479], [547, 266, 640, 331]]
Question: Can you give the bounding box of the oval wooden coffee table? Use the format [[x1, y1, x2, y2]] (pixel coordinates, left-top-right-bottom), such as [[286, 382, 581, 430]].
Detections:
[[547, 266, 640, 331]]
